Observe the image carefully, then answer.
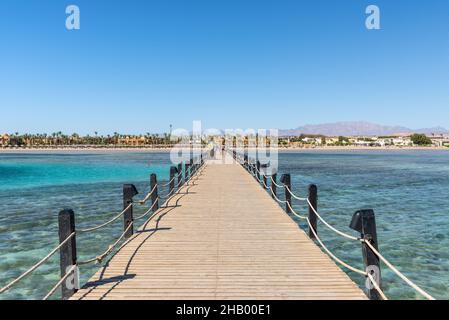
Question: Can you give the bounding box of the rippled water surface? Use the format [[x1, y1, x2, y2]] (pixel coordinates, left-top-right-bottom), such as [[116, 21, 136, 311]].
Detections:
[[0, 150, 448, 300]]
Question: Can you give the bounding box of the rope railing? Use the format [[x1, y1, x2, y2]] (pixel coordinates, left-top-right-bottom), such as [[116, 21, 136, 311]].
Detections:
[[270, 175, 284, 188], [134, 198, 160, 221], [136, 184, 158, 205], [367, 272, 388, 300], [0, 232, 76, 294], [284, 185, 308, 201], [269, 185, 288, 205], [78, 203, 133, 234], [363, 239, 435, 300], [0, 150, 210, 300], [77, 159, 207, 267], [42, 264, 77, 300], [306, 199, 360, 242], [159, 176, 176, 188], [234, 149, 436, 301], [305, 215, 366, 276], [78, 221, 134, 265]]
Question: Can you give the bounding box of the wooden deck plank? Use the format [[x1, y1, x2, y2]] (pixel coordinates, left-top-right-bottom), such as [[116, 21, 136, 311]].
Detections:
[[72, 154, 366, 300]]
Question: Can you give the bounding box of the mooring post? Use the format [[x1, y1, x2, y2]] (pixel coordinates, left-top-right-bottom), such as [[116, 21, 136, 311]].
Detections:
[[350, 209, 382, 300], [280, 174, 292, 214], [308, 184, 318, 239], [177, 163, 183, 188], [263, 174, 268, 189], [169, 166, 178, 195], [150, 173, 159, 212], [58, 209, 77, 300], [123, 184, 138, 239], [244, 154, 248, 170], [256, 160, 261, 181], [185, 162, 190, 182], [271, 173, 277, 200], [190, 157, 194, 175]]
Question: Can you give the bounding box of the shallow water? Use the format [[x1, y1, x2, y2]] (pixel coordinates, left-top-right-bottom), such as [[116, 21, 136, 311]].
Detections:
[[277, 150, 449, 300], [0, 150, 448, 300]]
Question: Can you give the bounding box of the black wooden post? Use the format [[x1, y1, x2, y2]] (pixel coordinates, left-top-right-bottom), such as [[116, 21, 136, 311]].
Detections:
[[123, 184, 138, 239], [256, 161, 261, 181], [169, 166, 178, 195], [185, 162, 190, 182], [271, 173, 277, 200], [177, 163, 183, 188], [58, 209, 77, 300], [263, 174, 268, 189], [190, 157, 194, 175], [308, 184, 318, 239], [350, 209, 382, 300], [244, 154, 248, 170], [280, 174, 292, 214], [150, 173, 159, 212]]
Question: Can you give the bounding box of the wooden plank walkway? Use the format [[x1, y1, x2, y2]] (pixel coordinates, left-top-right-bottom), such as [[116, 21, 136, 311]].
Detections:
[[72, 154, 366, 300]]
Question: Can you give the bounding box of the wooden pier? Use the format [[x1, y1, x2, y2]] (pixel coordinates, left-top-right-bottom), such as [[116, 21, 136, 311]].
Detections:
[[72, 153, 366, 300], [0, 148, 435, 300]]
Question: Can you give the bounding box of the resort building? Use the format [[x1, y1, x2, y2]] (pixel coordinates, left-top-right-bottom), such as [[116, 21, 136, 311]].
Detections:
[[118, 136, 148, 146]]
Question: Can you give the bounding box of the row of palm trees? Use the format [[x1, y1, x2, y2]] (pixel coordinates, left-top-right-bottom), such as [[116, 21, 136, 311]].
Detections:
[[4, 132, 178, 147]]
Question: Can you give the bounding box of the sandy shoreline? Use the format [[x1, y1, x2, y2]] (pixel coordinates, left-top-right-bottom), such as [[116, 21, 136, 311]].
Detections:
[[0, 146, 448, 154]]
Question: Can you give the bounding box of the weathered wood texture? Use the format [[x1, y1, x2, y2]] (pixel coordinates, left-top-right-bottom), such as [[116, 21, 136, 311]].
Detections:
[[72, 155, 366, 300]]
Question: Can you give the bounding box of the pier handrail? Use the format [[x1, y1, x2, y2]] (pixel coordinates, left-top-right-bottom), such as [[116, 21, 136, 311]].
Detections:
[[77, 161, 206, 266], [45, 159, 207, 299], [77, 203, 134, 234], [0, 232, 76, 294], [0, 150, 209, 300], [232, 148, 435, 300]]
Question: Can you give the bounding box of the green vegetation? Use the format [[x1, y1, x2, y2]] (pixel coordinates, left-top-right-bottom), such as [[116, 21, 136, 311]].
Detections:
[[2, 132, 180, 147], [410, 133, 432, 146], [334, 136, 350, 146]]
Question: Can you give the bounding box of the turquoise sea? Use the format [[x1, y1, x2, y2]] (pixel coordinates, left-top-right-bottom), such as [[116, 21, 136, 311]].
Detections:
[[0, 150, 448, 300]]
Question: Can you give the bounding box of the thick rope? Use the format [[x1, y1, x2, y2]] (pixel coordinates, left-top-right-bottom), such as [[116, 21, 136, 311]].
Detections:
[[78, 203, 133, 234], [0, 232, 76, 294], [269, 187, 288, 204], [231, 151, 435, 301], [137, 184, 158, 205], [78, 221, 134, 265], [270, 176, 284, 188], [1, 159, 207, 297], [306, 217, 367, 275], [286, 201, 307, 220], [261, 176, 269, 189], [42, 264, 77, 300], [363, 240, 435, 300], [134, 198, 160, 221], [306, 199, 360, 241], [284, 185, 308, 201], [159, 176, 175, 188], [367, 272, 388, 300], [78, 164, 207, 266]]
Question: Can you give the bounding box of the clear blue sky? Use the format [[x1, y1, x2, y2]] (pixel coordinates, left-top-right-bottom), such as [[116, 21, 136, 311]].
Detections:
[[1, 0, 448, 135]]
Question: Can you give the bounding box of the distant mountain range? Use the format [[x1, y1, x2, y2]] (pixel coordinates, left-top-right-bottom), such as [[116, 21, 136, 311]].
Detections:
[[279, 121, 449, 137]]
